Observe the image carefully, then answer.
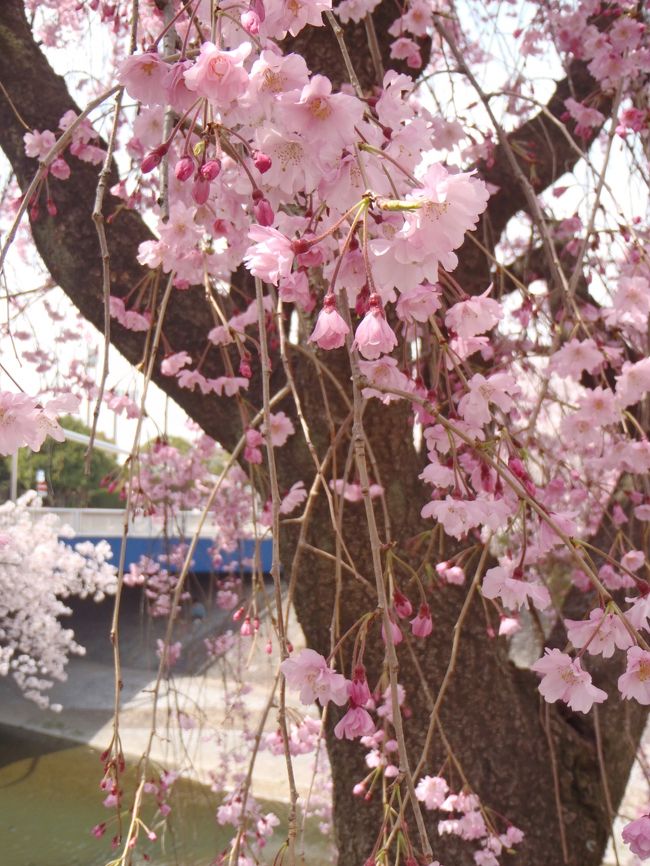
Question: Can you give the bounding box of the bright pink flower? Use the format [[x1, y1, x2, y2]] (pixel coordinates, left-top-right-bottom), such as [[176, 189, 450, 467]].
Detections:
[[619, 646, 650, 704], [280, 648, 348, 707], [183, 42, 251, 105], [309, 295, 349, 349], [410, 603, 433, 637], [622, 815, 650, 859], [531, 648, 607, 713], [381, 617, 403, 645], [353, 295, 398, 359]]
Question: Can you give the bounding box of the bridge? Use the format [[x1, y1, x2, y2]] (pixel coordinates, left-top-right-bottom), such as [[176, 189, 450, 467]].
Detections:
[[30, 506, 273, 574]]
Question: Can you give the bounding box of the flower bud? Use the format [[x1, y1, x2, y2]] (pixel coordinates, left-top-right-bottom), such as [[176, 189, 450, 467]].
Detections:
[[240, 10, 260, 34], [253, 150, 272, 173], [141, 144, 167, 174], [192, 177, 210, 205], [253, 196, 274, 226], [174, 156, 194, 181], [200, 159, 222, 181]]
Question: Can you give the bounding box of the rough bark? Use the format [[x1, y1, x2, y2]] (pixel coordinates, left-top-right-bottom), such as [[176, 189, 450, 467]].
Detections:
[[0, 3, 646, 865]]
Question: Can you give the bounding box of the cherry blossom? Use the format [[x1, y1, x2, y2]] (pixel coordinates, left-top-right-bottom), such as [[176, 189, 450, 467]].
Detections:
[[531, 649, 607, 713]]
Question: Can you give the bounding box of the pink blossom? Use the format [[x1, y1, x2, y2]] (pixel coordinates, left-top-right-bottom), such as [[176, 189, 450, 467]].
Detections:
[[23, 128, 56, 160], [280, 648, 348, 707], [531, 648, 607, 713], [334, 705, 376, 739], [161, 352, 192, 376], [353, 295, 398, 359], [482, 563, 551, 612], [309, 295, 349, 349], [279, 74, 363, 146], [244, 226, 294, 285], [410, 603, 433, 637], [118, 53, 167, 105], [622, 815, 650, 859], [564, 608, 632, 658], [445, 290, 502, 340], [549, 338, 603, 379], [262, 411, 295, 447], [183, 42, 251, 105], [381, 617, 403, 646], [619, 646, 650, 704], [415, 775, 449, 810], [0, 392, 40, 455]]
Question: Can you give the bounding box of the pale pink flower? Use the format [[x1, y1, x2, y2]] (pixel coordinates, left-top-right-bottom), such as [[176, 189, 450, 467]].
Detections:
[[0, 392, 40, 455], [310, 295, 349, 349], [421, 496, 484, 540], [445, 290, 502, 340], [353, 300, 398, 360], [118, 53, 167, 105], [244, 226, 294, 285], [616, 359, 650, 408], [23, 128, 56, 160], [280, 648, 348, 707], [279, 75, 364, 146], [415, 775, 449, 810], [280, 481, 307, 515], [531, 648, 607, 713], [161, 352, 191, 376], [619, 646, 650, 704], [565, 608, 632, 658], [404, 165, 490, 267], [622, 815, 650, 859], [549, 338, 603, 379], [381, 617, 403, 645], [334, 706, 375, 739], [457, 372, 517, 427], [183, 42, 251, 105], [410, 603, 433, 637], [262, 0, 332, 39], [436, 561, 465, 585], [482, 563, 551, 612], [396, 283, 441, 323], [358, 356, 414, 404], [263, 411, 295, 447]]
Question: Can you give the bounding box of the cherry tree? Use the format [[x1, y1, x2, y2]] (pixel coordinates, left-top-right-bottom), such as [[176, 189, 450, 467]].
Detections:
[[1, 0, 650, 864]]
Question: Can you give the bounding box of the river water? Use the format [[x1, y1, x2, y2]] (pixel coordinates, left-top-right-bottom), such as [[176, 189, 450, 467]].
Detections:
[[0, 725, 326, 866]]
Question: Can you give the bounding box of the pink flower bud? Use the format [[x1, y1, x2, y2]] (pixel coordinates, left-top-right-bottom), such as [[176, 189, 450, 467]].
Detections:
[[141, 145, 167, 174], [174, 156, 194, 181], [50, 157, 71, 180], [46, 198, 57, 217], [192, 177, 210, 205], [200, 159, 222, 181], [253, 150, 272, 173], [410, 603, 433, 638], [240, 10, 260, 34], [253, 196, 274, 226], [393, 589, 413, 619]]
